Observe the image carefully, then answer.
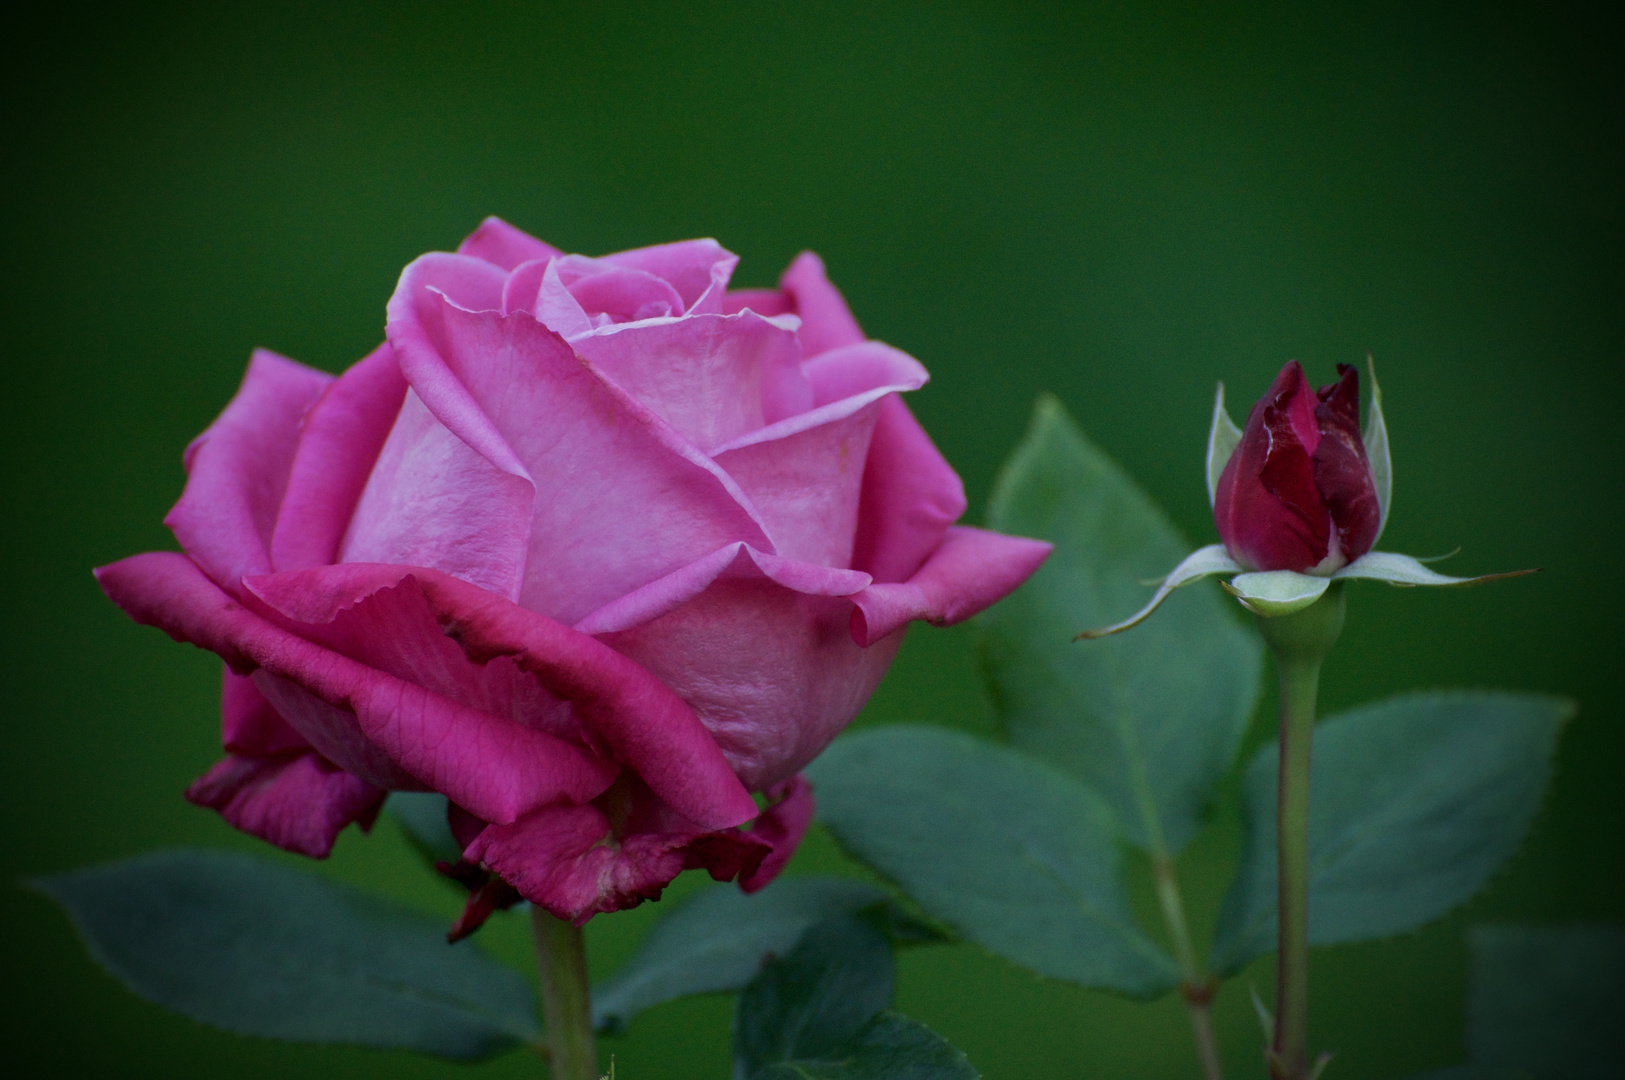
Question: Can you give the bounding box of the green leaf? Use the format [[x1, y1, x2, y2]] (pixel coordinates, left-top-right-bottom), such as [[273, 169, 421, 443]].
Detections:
[[734, 915, 896, 1076], [593, 877, 930, 1034], [978, 394, 1262, 852], [30, 849, 539, 1059], [809, 725, 1180, 997], [1211, 692, 1571, 974], [1207, 381, 1244, 507], [753, 1012, 980, 1080], [388, 791, 463, 866], [1467, 923, 1625, 1078]]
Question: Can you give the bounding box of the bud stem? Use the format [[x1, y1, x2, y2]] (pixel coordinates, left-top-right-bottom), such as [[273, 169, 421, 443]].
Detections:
[[1256, 584, 1346, 1080], [531, 907, 599, 1080]]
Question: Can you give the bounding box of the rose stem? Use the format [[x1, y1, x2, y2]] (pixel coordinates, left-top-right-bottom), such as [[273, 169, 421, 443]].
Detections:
[[1255, 585, 1346, 1080], [531, 907, 598, 1080]]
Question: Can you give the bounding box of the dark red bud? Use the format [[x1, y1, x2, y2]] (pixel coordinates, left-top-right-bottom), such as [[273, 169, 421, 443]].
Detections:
[[1213, 361, 1380, 573]]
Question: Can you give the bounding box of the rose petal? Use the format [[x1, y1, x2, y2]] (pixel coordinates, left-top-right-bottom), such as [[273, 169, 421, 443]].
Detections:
[[1312, 364, 1380, 563], [574, 542, 871, 636], [457, 217, 563, 271], [597, 572, 904, 791], [389, 264, 778, 621], [601, 238, 739, 314], [570, 312, 814, 453], [466, 803, 693, 925], [165, 349, 333, 596], [849, 525, 1053, 647], [96, 552, 618, 823], [221, 667, 307, 756], [850, 395, 968, 583], [340, 389, 535, 600], [185, 751, 384, 859], [271, 342, 407, 571], [244, 562, 757, 831], [779, 251, 865, 357], [738, 774, 815, 893]]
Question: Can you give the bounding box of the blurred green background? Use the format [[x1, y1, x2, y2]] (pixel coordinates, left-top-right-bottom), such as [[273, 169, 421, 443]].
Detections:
[[4, 1, 1620, 1077]]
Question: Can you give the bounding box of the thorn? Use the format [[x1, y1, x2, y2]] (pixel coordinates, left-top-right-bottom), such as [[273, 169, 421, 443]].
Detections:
[[1249, 983, 1275, 1042], [1307, 1050, 1335, 1080]]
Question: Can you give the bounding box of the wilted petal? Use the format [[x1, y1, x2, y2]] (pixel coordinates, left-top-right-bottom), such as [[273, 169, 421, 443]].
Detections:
[[185, 751, 384, 859]]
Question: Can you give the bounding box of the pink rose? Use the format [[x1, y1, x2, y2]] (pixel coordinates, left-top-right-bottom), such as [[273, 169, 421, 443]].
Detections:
[[1213, 361, 1380, 574], [97, 219, 1050, 924]]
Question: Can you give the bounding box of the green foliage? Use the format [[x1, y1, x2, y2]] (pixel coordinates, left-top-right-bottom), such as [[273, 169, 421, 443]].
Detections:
[[735, 916, 977, 1080], [977, 394, 1261, 852], [592, 877, 942, 1034], [1466, 923, 1624, 1079], [30, 849, 538, 1060], [808, 725, 1180, 998], [1211, 692, 1571, 973], [387, 791, 462, 866]]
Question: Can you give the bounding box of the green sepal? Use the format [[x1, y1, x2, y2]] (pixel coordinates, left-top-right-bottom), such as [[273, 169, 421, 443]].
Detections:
[[1206, 382, 1244, 508], [1073, 543, 1241, 638], [1223, 570, 1330, 616], [1363, 356, 1393, 542], [1331, 551, 1537, 588]]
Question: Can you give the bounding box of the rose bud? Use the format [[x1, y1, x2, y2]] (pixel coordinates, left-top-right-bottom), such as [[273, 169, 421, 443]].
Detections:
[[96, 218, 1051, 927], [1212, 360, 1381, 575]]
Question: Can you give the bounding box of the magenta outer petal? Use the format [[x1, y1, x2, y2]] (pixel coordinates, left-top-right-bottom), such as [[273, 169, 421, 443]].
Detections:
[[457, 217, 563, 271], [779, 251, 865, 357], [271, 343, 407, 571], [850, 396, 968, 584], [243, 562, 758, 831], [466, 803, 694, 925], [186, 752, 384, 859], [850, 526, 1053, 647], [96, 552, 618, 824], [165, 349, 332, 596], [221, 667, 306, 756], [738, 774, 815, 893]]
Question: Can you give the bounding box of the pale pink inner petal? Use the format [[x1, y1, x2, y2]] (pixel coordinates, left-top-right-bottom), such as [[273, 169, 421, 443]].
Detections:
[[574, 542, 870, 637], [400, 299, 774, 624], [340, 390, 533, 600], [501, 258, 553, 317], [571, 312, 813, 454], [457, 217, 563, 271], [601, 239, 739, 313], [565, 265, 685, 325]]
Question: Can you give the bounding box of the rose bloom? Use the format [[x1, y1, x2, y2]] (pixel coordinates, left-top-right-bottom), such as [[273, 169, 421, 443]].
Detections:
[[1213, 361, 1380, 575], [97, 219, 1049, 925]]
